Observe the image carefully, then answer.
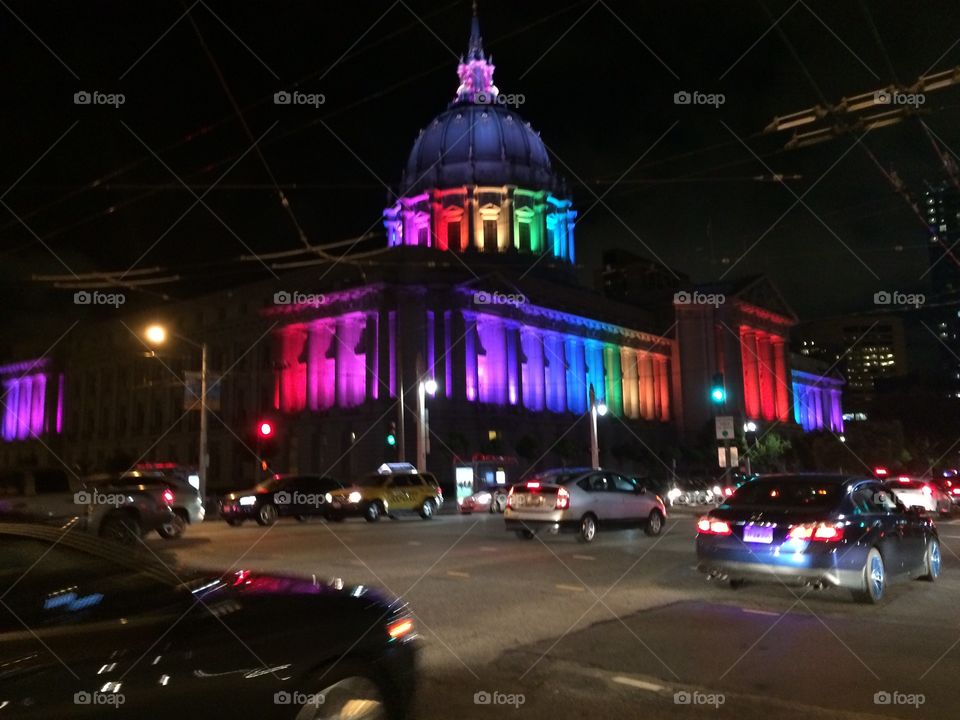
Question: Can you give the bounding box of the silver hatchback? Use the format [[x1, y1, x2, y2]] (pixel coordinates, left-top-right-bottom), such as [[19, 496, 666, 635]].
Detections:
[[504, 468, 667, 543]]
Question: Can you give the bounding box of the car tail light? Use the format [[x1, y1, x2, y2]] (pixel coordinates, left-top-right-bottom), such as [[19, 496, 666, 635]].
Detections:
[[386, 617, 414, 641], [556, 487, 570, 510], [527, 481, 541, 489], [162, 489, 175, 505], [922, 485, 933, 496], [788, 523, 843, 542], [697, 517, 731, 535], [898, 476, 911, 483], [723, 487, 734, 497], [951, 488, 960, 495]]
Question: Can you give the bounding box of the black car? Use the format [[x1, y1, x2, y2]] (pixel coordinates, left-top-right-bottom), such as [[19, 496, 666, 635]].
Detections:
[[0, 523, 418, 719], [696, 474, 941, 603], [220, 474, 344, 526]]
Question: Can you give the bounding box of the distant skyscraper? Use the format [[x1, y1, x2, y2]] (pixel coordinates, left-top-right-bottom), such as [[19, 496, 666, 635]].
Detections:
[[924, 183, 960, 295]]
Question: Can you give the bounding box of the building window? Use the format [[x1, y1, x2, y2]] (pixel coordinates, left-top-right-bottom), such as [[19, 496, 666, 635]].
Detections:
[[488, 429, 500, 441]]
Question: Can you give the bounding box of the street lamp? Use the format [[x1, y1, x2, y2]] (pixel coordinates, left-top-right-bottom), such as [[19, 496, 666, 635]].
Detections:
[[416, 378, 437, 472], [144, 324, 209, 501], [743, 421, 758, 476], [588, 384, 606, 470]]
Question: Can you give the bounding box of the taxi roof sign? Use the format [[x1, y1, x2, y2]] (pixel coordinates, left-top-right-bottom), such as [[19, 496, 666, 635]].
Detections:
[[377, 462, 418, 475]]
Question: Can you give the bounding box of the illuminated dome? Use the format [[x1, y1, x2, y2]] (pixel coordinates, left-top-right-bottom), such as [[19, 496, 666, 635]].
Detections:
[[399, 6, 555, 196], [401, 104, 554, 196]]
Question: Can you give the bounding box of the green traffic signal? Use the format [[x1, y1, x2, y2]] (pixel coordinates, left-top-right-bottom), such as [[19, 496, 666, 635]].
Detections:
[[386, 433, 397, 447]]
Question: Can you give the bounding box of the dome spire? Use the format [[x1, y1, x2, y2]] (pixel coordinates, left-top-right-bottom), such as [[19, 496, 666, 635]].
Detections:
[[455, 1, 498, 103]]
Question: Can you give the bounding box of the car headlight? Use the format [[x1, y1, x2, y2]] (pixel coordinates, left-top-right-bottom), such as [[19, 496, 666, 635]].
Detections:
[[348, 491, 362, 504], [667, 488, 682, 501], [325, 493, 333, 503], [712, 485, 722, 496], [476, 492, 491, 503], [238, 496, 256, 506]]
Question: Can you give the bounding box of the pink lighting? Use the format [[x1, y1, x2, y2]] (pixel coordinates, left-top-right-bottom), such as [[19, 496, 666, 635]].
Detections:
[[1, 366, 55, 442]]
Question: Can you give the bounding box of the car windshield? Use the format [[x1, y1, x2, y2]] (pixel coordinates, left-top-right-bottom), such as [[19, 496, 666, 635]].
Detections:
[[528, 471, 587, 486], [356, 475, 389, 487], [726, 479, 845, 508]]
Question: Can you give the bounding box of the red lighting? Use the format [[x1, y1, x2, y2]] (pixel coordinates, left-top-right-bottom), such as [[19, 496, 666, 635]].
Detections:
[[697, 517, 732, 535], [556, 487, 570, 510], [387, 617, 414, 640], [789, 523, 843, 542], [258, 421, 274, 438], [922, 485, 933, 496], [723, 487, 734, 497], [897, 476, 911, 483], [162, 488, 175, 505], [874, 467, 888, 477], [526, 481, 540, 489]]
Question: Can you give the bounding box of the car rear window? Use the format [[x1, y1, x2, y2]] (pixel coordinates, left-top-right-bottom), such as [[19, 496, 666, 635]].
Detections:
[[727, 479, 844, 508], [528, 471, 586, 486], [886, 480, 925, 491]]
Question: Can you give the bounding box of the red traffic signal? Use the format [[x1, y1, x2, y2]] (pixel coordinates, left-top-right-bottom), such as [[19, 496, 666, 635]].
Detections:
[[257, 421, 274, 439]]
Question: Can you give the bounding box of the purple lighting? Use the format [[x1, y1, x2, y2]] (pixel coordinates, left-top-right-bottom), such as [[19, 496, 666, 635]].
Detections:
[[1, 370, 54, 442]]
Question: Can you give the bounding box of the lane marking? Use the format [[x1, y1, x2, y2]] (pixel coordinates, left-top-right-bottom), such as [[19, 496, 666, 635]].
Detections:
[[573, 554, 595, 560], [556, 583, 586, 592], [742, 608, 780, 616], [612, 676, 665, 692], [446, 570, 470, 578]]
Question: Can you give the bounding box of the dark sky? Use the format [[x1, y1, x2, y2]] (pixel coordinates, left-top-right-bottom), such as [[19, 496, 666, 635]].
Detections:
[[2, 0, 959, 353]]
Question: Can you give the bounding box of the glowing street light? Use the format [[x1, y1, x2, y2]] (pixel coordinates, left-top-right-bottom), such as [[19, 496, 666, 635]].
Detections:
[[588, 384, 606, 470], [144, 323, 209, 500], [416, 377, 437, 472]]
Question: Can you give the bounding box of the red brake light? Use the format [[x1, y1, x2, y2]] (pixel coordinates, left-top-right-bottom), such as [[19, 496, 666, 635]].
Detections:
[[723, 487, 734, 497], [697, 517, 731, 535], [951, 488, 960, 495], [789, 523, 843, 542], [556, 487, 570, 510], [527, 481, 540, 489], [162, 489, 175, 505], [386, 617, 414, 640], [898, 476, 911, 483], [874, 467, 888, 477]]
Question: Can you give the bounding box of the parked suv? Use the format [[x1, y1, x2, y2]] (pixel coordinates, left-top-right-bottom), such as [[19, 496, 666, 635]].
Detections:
[[87, 470, 205, 538], [0, 468, 175, 544], [220, 474, 344, 526], [328, 468, 443, 522]]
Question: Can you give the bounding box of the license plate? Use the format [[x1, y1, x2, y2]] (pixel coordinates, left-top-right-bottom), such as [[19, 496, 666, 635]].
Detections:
[[743, 524, 773, 544]]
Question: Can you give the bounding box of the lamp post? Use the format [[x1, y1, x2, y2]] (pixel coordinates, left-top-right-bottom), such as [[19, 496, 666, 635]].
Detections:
[[416, 378, 437, 472], [145, 324, 209, 500], [743, 421, 758, 476], [588, 384, 607, 470]]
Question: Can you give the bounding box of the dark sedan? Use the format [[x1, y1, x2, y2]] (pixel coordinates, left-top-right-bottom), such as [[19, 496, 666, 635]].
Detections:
[[0, 524, 418, 719], [220, 474, 344, 526], [696, 474, 941, 603]]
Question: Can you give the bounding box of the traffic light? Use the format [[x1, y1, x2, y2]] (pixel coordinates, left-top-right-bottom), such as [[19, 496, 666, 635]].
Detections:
[[257, 421, 274, 439], [710, 373, 726, 404], [386, 420, 397, 448], [255, 419, 279, 461]]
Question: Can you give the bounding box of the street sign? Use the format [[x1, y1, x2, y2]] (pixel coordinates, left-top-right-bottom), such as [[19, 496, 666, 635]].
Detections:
[[715, 415, 734, 440]]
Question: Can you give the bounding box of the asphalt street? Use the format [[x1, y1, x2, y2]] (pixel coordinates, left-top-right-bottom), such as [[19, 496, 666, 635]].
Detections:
[[154, 506, 960, 719]]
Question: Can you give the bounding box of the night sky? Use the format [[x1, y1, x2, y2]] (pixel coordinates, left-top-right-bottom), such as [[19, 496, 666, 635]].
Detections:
[[2, 0, 959, 354]]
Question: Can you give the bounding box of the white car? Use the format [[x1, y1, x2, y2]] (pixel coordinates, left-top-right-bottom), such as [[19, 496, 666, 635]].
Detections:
[[505, 468, 667, 543], [886, 477, 952, 517]]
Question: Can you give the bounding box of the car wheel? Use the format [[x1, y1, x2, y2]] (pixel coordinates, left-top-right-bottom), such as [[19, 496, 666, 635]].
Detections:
[[515, 529, 536, 540], [99, 513, 141, 545], [419, 499, 435, 520], [295, 667, 389, 720], [644, 509, 664, 536], [157, 512, 186, 539], [578, 514, 598, 543], [492, 494, 507, 513], [256, 503, 278, 526], [364, 502, 382, 522], [225, 517, 244, 527], [920, 538, 942, 581], [852, 547, 885, 604]]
